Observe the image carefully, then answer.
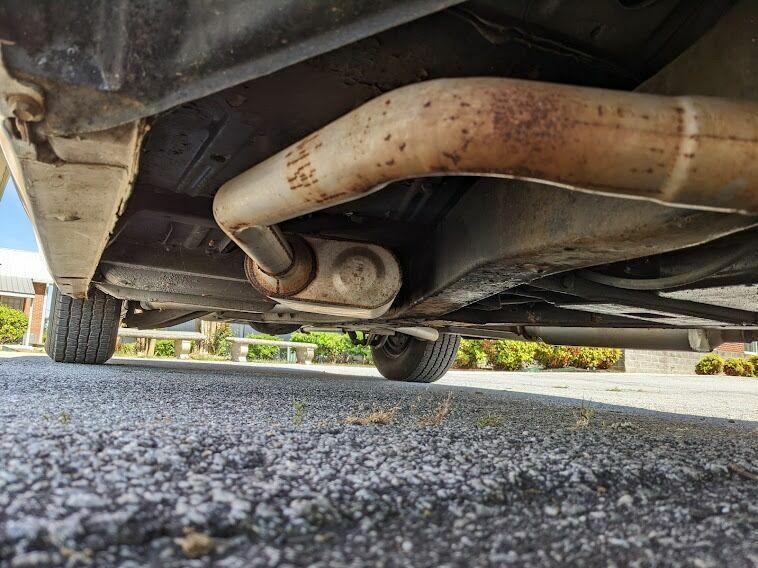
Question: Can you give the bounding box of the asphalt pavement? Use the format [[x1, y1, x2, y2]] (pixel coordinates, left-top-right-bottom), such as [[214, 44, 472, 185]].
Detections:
[[0, 354, 756, 567]]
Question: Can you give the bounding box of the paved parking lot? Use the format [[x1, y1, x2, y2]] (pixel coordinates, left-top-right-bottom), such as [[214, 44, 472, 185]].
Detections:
[[0, 354, 756, 566]]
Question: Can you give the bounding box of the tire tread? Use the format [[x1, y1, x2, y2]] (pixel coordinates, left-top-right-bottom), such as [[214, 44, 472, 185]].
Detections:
[[45, 288, 121, 364], [372, 333, 461, 383]]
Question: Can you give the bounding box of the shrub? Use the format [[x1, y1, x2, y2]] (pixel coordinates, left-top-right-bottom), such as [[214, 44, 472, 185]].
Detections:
[[573, 347, 622, 370], [0, 305, 28, 344], [534, 344, 578, 369], [455, 339, 487, 369], [748, 355, 758, 377], [154, 339, 175, 357], [342, 333, 372, 363], [533, 343, 621, 370], [246, 333, 280, 361], [483, 340, 538, 371], [291, 331, 354, 363], [116, 341, 138, 356], [742, 360, 756, 378], [211, 324, 232, 356], [695, 354, 724, 375], [723, 358, 746, 377]]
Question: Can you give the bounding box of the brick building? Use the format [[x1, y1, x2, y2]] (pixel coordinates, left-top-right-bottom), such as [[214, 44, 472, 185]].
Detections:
[[0, 248, 53, 345]]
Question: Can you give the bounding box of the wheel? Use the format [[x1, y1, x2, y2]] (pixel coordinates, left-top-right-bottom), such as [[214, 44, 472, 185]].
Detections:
[[45, 287, 123, 364], [371, 332, 460, 383]]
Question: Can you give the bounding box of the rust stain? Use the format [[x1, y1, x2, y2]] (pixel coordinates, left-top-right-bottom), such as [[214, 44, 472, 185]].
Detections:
[[442, 151, 461, 165], [285, 151, 310, 167], [295, 133, 319, 150]]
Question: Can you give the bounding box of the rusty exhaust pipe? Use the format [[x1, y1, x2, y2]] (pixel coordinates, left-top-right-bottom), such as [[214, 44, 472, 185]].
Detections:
[[213, 77, 758, 309]]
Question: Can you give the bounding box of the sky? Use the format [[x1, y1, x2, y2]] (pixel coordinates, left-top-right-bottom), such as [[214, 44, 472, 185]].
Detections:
[[0, 179, 38, 251]]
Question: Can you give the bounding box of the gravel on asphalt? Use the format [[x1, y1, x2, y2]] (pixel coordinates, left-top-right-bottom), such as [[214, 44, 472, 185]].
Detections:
[[0, 355, 756, 567]]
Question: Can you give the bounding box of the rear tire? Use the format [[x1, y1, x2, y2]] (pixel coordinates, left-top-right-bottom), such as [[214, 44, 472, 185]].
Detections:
[[45, 287, 122, 364], [371, 333, 460, 383]]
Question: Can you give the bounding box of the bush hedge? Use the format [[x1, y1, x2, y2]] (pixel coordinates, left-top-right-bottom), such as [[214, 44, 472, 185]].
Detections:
[[290, 331, 371, 363], [695, 354, 724, 375], [453, 339, 621, 371], [697, 354, 756, 377], [455, 339, 487, 369], [116, 341, 138, 356], [0, 305, 28, 344], [573, 347, 624, 370], [484, 340, 538, 371], [749, 355, 758, 375], [245, 333, 280, 361], [723, 358, 746, 376], [154, 339, 175, 357], [533, 344, 578, 369]]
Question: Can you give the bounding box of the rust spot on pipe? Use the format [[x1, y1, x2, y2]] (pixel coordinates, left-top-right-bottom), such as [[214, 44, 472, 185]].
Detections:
[[443, 151, 461, 165]]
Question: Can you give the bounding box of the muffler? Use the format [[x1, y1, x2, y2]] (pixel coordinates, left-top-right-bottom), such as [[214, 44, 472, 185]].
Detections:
[[213, 77, 758, 317]]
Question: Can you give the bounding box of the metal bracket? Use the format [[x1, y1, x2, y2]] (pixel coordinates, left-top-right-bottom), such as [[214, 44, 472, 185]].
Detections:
[[0, 49, 45, 142]]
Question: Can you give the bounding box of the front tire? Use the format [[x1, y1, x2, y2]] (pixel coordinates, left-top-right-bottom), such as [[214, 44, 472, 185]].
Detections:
[[45, 287, 122, 364], [371, 333, 460, 383]]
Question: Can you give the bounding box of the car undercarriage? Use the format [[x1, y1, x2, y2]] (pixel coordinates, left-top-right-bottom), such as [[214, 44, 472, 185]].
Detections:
[[0, 0, 756, 380]]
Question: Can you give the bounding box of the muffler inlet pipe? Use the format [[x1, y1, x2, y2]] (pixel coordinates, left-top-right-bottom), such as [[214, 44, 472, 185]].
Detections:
[[213, 77, 758, 280]]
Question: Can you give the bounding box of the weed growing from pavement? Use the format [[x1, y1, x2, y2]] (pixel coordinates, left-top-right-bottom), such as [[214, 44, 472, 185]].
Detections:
[[476, 413, 505, 428], [344, 405, 400, 426], [41, 410, 72, 424], [418, 392, 454, 427], [292, 400, 306, 426], [175, 528, 216, 558], [607, 421, 635, 431], [573, 401, 595, 428]]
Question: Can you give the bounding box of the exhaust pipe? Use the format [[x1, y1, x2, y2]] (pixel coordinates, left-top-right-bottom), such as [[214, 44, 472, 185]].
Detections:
[[213, 78, 758, 314], [521, 327, 753, 352]]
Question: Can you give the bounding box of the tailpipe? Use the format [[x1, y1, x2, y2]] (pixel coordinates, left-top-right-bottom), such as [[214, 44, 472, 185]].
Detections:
[[213, 77, 758, 316]]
